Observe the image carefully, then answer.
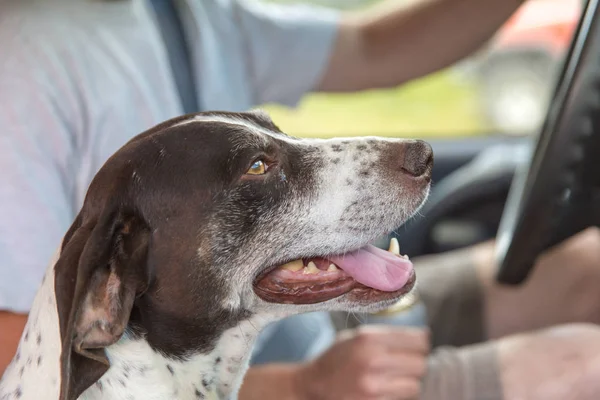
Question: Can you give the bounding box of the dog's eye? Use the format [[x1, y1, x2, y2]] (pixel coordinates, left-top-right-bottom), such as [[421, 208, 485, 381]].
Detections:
[[246, 160, 267, 175]]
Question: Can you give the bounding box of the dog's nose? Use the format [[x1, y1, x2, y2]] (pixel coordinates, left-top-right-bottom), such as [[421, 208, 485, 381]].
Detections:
[[401, 140, 433, 177]]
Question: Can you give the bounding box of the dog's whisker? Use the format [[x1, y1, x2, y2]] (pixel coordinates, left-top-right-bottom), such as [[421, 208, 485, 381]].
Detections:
[[247, 319, 260, 335], [344, 311, 351, 330], [352, 311, 366, 325], [238, 326, 252, 350]]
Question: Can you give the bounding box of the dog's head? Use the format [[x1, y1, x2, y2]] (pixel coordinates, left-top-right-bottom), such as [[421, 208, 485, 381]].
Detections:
[[53, 110, 432, 399]]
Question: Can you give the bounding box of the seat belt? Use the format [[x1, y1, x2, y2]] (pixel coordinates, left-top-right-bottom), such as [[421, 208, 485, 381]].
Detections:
[[148, 0, 200, 114]]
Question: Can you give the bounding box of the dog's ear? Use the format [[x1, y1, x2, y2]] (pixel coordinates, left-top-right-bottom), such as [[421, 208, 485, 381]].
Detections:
[[54, 206, 151, 400]]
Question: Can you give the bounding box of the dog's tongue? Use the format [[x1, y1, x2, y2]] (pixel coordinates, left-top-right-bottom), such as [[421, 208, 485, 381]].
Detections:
[[328, 245, 413, 292]]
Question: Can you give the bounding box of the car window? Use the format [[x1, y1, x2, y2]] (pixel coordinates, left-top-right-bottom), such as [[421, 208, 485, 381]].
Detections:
[[258, 0, 584, 139]]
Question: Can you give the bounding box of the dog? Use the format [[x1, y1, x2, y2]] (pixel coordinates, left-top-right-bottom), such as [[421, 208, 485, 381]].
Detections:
[[0, 110, 433, 400]]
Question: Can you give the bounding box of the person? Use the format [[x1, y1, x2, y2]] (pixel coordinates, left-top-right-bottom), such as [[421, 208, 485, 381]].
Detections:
[[5, 0, 599, 399]]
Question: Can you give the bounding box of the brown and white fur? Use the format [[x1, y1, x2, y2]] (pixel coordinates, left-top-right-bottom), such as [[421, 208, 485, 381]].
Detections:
[[0, 110, 433, 400]]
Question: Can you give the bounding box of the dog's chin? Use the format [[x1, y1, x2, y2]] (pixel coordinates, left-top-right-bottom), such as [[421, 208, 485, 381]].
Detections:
[[252, 238, 416, 308], [335, 271, 416, 308]]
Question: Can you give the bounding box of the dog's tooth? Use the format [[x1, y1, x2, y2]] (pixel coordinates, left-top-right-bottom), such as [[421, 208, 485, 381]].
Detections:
[[327, 264, 339, 272], [281, 259, 304, 272], [388, 237, 400, 256], [402, 254, 410, 261], [303, 261, 320, 274]]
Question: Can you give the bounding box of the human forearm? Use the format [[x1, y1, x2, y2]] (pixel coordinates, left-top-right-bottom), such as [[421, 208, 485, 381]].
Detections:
[[238, 364, 305, 400], [319, 0, 525, 91], [478, 228, 600, 339], [418, 227, 600, 344], [0, 311, 27, 376]]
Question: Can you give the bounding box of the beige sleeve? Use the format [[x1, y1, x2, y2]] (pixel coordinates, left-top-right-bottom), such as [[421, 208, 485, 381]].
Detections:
[[416, 247, 486, 348], [421, 342, 503, 400]]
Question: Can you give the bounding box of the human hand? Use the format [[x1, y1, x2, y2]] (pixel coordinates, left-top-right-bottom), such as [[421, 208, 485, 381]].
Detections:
[[295, 326, 430, 400], [499, 323, 600, 400]]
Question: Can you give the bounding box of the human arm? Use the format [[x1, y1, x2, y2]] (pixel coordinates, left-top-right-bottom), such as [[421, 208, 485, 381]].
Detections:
[[318, 0, 526, 92], [421, 323, 600, 400], [0, 312, 27, 375], [198, 0, 525, 109], [415, 227, 600, 347], [476, 227, 600, 339]]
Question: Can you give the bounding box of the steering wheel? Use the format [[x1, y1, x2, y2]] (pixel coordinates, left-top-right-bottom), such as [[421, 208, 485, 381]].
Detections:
[[495, 0, 600, 285]]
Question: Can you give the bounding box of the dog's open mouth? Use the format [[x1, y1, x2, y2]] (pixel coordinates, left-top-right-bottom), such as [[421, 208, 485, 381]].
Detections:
[[253, 238, 415, 304]]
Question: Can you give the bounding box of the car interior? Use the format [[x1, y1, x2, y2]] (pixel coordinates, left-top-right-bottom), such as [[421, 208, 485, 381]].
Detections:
[[262, 0, 599, 329], [3, 0, 600, 393]]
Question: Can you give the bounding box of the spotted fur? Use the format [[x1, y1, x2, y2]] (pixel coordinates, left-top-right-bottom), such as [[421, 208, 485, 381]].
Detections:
[[0, 110, 432, 400]]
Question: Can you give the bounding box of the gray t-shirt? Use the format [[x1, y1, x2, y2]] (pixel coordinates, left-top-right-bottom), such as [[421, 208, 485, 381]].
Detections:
[[0, 0, 339, 313]]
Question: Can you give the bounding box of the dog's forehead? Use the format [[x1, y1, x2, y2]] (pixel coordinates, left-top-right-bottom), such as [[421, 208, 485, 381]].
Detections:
[[180, 115, 312, 162], [167, 110, 287, 143]]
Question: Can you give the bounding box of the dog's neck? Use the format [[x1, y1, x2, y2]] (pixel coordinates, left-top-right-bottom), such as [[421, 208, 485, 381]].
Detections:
[[0, 251, 63, 400], [0, 254, 273, 400], [85, 316, 269, 400]]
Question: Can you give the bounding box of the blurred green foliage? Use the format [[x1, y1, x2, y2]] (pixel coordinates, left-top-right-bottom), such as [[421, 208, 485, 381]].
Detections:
[[263, 71, 489, 139]]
